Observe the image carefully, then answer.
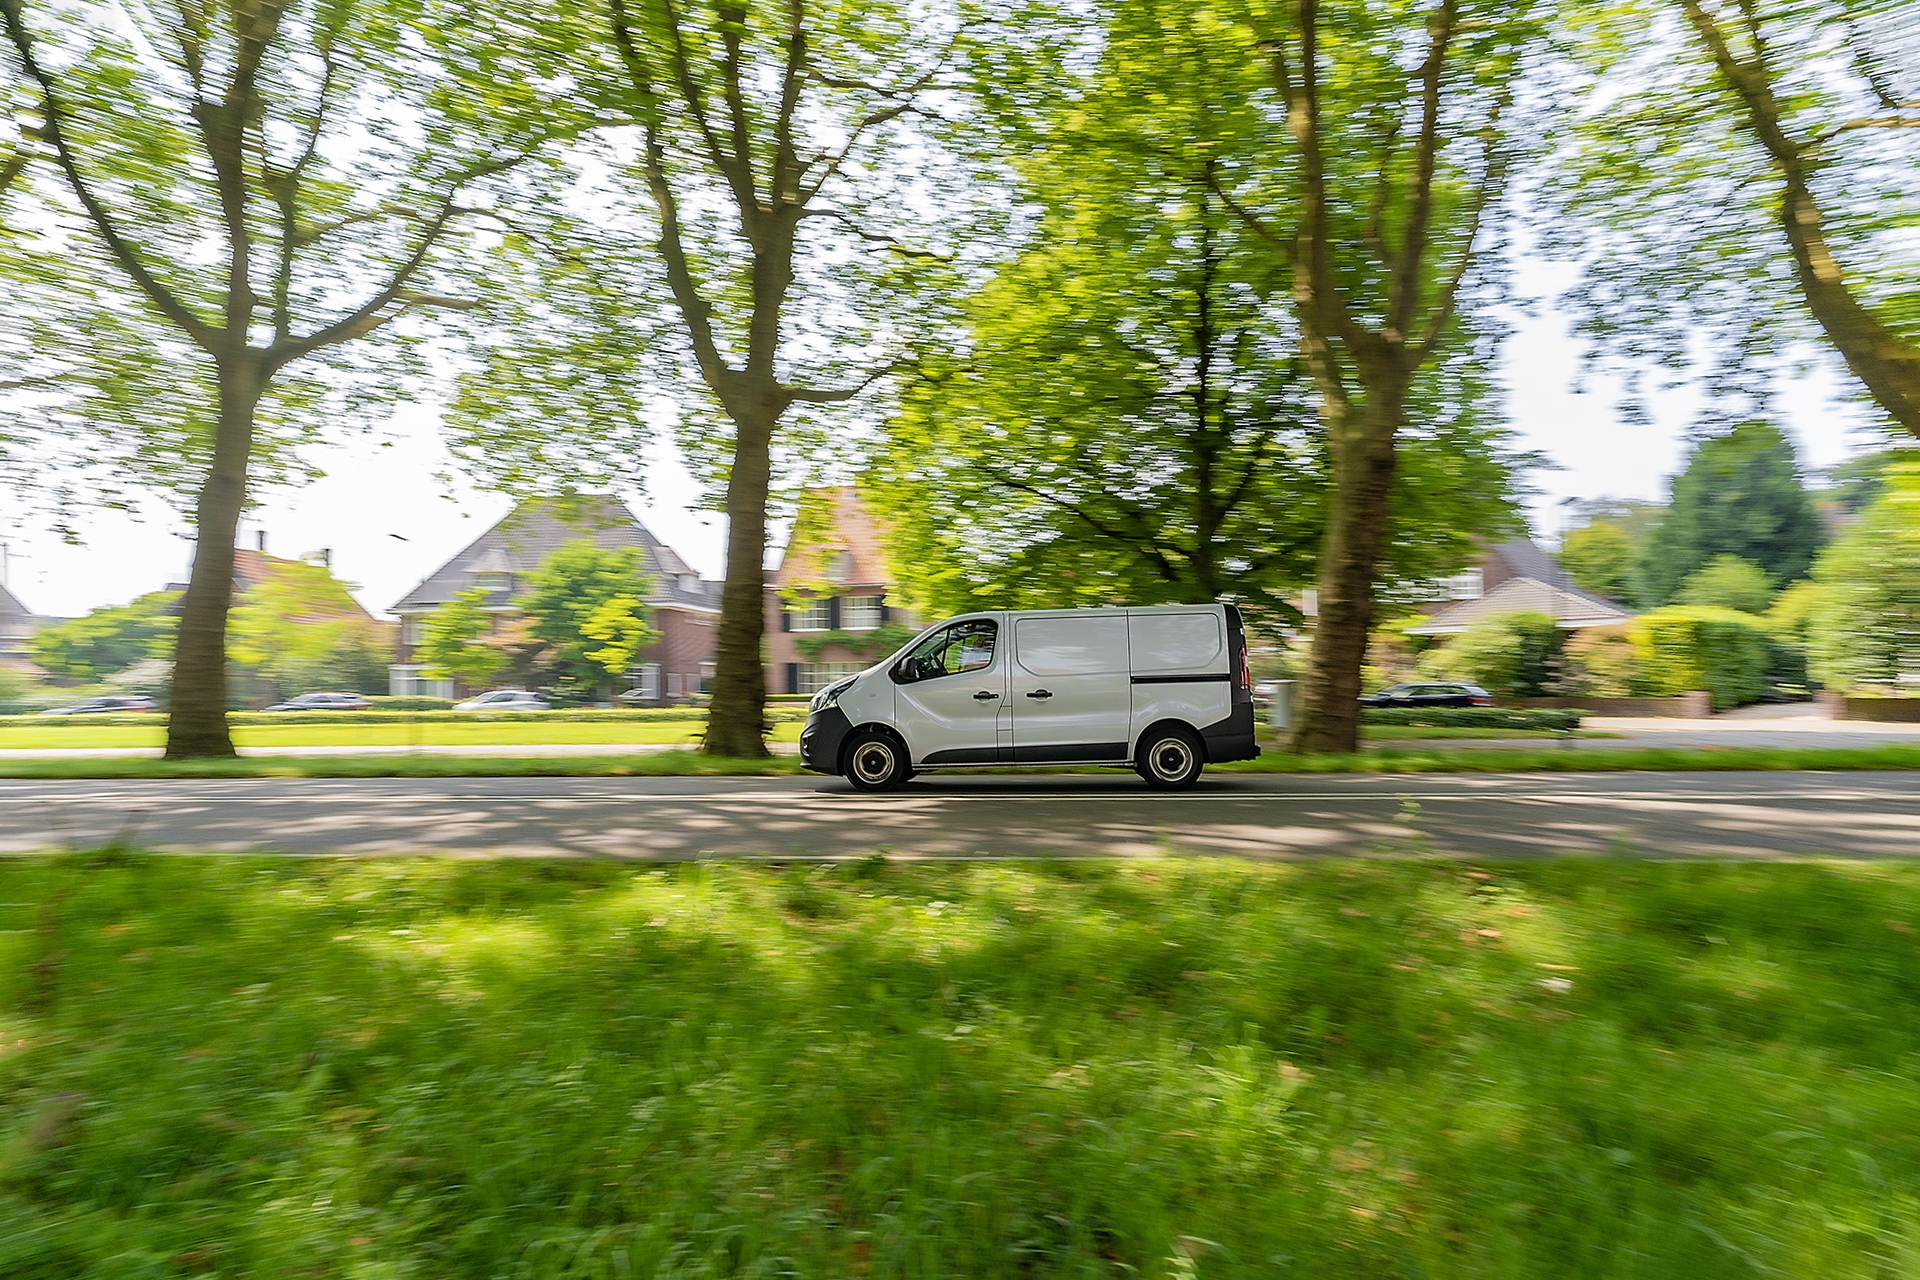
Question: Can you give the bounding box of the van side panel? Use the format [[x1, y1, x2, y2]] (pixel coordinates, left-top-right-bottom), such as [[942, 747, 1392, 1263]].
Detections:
[[1128, 611, 1224, 674], [1010, 614, 1132, 761], [1126, 610, 1230, 749]]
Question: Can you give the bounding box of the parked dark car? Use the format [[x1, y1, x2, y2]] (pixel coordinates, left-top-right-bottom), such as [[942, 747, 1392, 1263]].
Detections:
[[1358, 682, 1494, 709], [263, 692, 373, 711], [38, 695, 159, 715]]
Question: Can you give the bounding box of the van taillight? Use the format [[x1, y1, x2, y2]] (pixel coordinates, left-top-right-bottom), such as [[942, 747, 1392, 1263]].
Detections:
[[1237, 643, 1251, 692]]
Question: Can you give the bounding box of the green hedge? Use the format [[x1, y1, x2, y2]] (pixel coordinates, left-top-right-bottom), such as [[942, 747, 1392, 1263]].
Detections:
[[1363, 707, 1582, 731], [2, 708, 815, 727], [1631, 607, 1770, 711], [365, 696, 458, 711]]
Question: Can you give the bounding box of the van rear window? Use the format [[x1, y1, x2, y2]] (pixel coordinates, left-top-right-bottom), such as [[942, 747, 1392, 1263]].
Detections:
[[1015, 616, 1129, 677], [1128, 612, 1223, 673]]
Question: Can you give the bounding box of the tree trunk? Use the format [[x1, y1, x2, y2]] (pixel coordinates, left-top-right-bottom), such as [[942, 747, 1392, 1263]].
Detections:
[[1291, 381, 1404, 754], [165, 357, 263, 759], [703, 404, 776, 758]]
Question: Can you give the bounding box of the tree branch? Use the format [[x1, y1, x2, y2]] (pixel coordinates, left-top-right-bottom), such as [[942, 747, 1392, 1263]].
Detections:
[[0, 0, 217, 347], [801, 207, 948, 259]]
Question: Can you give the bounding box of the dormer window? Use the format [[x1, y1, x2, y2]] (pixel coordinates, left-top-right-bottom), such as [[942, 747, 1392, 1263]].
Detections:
[[825, 550, 854, 582], [475, 571, 511, 595]]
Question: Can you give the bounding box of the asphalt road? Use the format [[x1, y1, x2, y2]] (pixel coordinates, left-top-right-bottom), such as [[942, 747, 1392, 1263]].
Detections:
[[8, 770, 1920, 858]]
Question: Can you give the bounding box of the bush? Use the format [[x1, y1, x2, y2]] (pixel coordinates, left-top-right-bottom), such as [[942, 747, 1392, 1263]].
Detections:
[[1416, 611, 1562, 696], [1629, 606, 1770, 710], [1363, 707, 1581, 731], [365, 697, 458, 711], [1562, 624, 1637, 696]]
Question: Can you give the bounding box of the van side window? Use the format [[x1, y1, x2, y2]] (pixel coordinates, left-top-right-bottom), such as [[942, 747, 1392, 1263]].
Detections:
[[894, 619, 998, 683]]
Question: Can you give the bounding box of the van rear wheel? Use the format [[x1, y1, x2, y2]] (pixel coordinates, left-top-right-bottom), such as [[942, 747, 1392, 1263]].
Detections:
[[1136, 726, 1204, 790], [844, 731, 911, 793]]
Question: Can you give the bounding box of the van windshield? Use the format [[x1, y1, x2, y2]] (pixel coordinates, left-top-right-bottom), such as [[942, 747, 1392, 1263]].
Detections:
[[896, 619, 998, 683]]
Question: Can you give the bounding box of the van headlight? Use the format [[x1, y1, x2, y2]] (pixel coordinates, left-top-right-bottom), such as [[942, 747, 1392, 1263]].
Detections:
[[810, 677, 857, 714]]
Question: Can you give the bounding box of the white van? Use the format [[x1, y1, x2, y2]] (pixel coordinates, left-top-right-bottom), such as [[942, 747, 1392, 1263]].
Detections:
[[797, 604, 1259, 791]]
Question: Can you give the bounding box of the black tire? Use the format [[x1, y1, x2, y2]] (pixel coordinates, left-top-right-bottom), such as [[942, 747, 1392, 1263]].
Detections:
[[844, 731, 911, 793], [1136, 725, 1204, 790]]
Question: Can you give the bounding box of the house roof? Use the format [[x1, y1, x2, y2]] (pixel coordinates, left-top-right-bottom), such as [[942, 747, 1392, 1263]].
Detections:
[[1489, 539, 1558, 583], [230, 550, 378, 623], [390, 497, 720, 614], [1404, 575, 1634, 635], [770, 486, 893, 591]]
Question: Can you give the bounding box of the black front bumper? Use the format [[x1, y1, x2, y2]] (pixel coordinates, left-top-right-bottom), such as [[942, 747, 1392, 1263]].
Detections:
[[798, 705, 854, 774]]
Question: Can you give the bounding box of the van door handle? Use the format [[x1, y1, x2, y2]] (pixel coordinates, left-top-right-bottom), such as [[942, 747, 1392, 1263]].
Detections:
[[973, 690, 999, 701], [1026, 689, 1053, 700]]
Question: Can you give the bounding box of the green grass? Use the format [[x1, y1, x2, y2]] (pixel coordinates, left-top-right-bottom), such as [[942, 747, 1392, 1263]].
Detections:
[[0, 722, 806, 750], [6, 855, 1920, 1278], [0, 750, 813, 780], [1357, 727, 1620, 740]]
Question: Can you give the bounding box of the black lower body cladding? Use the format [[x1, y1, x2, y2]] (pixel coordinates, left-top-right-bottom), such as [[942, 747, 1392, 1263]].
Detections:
[[798, 706, 855, 774], [1198, 703, 1261, 763]]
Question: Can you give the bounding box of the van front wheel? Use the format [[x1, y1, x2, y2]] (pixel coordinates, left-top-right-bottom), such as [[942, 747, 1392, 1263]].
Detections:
[[844, 731, 911, 793], [1136, 727, 1204, 790]]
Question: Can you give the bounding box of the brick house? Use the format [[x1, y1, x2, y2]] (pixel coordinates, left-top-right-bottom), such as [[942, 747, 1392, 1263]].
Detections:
[[388, 497, 719, 703], [764, 487, 919, 696]]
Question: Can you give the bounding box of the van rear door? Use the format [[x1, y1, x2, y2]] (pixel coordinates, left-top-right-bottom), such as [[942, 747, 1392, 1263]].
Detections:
[[1009, 613, 1132, 762], [1127, 608, 1231, 739]]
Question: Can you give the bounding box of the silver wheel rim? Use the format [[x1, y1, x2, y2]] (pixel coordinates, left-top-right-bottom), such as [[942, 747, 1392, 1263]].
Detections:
[[1148, 737, 1194, 782], [852, 740, 897, 785]]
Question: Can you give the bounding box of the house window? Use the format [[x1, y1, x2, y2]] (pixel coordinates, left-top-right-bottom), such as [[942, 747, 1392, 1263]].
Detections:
[[789, 598, 833, 631], [388, 666, 454, 698], [628, 663, 661, 701], [800, 662, 863, 694], [474, 571, 511, 595], [1437, 570, 1483, 600], [399, 614, 425, 646], [825, 550, 855, 582], [666, 672, 683, 697], [841, 595, 883, 630]]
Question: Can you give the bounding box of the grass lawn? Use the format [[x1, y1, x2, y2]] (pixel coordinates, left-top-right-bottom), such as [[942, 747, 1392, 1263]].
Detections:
[[1358, 727, 1620, 740], [0, 721, 805, 750], [5, 855, 1920, 1278]]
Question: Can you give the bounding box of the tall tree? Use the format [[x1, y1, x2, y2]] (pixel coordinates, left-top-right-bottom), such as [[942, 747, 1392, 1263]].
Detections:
[[0, 0, 553, 756], [1554, 0, 1917, 436], [445, 0, 966, 756], [1210, 0, 1546, 751], [873, 5, 1528, 628], [1635, 421, 1826, 603]]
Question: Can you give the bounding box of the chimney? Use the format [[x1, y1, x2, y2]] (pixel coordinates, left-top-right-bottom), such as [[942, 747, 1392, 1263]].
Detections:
[[256, 530, 267, 552], [320, 548, 331, 569]]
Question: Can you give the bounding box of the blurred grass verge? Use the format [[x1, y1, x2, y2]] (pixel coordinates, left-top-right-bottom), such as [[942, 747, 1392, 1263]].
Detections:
[[5, 744, 1920, 779], [4, 855, 1919, 1277]]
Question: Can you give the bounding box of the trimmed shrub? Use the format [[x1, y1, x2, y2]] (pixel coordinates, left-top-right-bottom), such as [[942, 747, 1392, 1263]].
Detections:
[[1415, 611, 1562, 697], [1563, 624, 1637, 697], [365, 696, 458, 711], [1363, 707, 1581, 732], [1629, 606, 1770, 711]]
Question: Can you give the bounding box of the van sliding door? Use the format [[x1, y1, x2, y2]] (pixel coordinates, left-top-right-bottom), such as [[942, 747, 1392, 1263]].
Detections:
[[1010, 614, 1132, 762]]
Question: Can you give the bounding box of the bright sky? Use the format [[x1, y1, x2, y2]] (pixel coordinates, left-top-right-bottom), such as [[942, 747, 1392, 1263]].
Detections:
[[0, 292, 1886, 622]]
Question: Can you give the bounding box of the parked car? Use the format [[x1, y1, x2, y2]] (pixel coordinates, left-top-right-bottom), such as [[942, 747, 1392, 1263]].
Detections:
[[1358, 682, 1494, 709], [453, 690, 551, 711], [798, 604, 1259, 792], [38, 695, 159, 715], [263, 691, 372, 711]]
